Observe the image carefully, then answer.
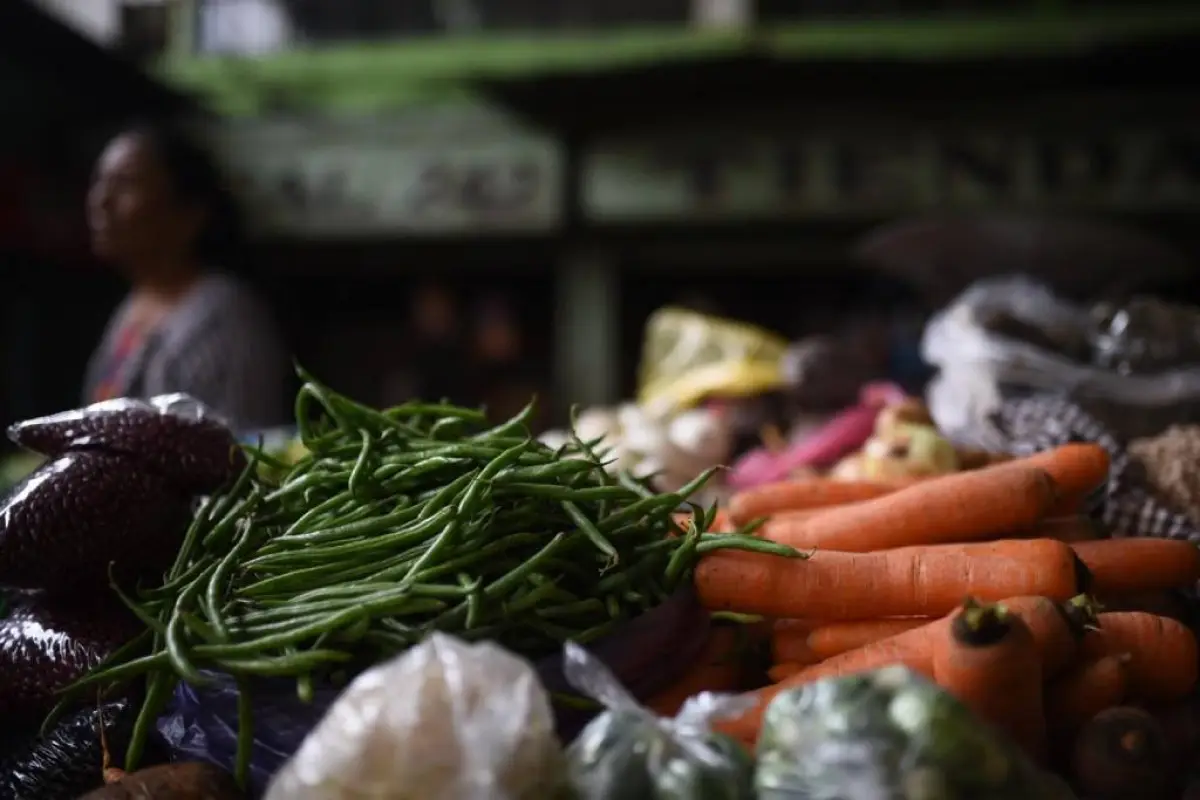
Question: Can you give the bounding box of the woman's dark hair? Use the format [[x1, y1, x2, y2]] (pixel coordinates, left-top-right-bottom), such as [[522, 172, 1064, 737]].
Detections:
[[122, 119, 245, 265]]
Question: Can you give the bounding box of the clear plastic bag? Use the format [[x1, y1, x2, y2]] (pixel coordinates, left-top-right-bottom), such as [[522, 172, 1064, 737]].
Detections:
[[6, 394, 244, 494], [0, 594, 140, 721], [0, 697, 156, 799], [564, 641, 756, 800], [922, 277, 1200, 443], [755, 665, 1075, 800], [263, 633, 566, 800], [0, 452, 192, 593]]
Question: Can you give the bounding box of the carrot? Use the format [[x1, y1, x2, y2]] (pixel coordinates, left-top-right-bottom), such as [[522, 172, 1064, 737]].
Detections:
[[1015, 515, 1102, 543], [1098, 589, 1194, 624], [1046, 655, 1130, 738], [766, 662, 804, 682], [1070, 707, 1172, 800], [931, 600, 1046, 760], [1071, 538, 1200, 594], [645, 627, 743, 717], [803, 618, 930, 661], [1081, 611, 1200, 703], [727, 478, 902, 525], [770, 629, 820, 665], [758, 466, 1057, 552], [694, 539, 1088, 621], [999, 594, 1093, 678], [713, 615, 951, 746], [1016, 442, 1111, 500]]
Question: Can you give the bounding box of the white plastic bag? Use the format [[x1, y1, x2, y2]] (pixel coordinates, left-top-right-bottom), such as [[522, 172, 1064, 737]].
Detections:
[[263, 633, 566, 800], [922, 277, 1200, 443], [563, 641, 756, 799]]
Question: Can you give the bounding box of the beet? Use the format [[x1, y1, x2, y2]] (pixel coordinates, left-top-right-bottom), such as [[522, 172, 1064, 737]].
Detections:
[[7, 396, 245, 494], [0, 595, 141, 722], [1070, 706, 1172, 800], [78, 763, 244, 800], [0, 452, 191, 593]]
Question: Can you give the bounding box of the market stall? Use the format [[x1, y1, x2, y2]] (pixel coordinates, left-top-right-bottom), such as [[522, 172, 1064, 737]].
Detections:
[[4, 280, 1200, 798]]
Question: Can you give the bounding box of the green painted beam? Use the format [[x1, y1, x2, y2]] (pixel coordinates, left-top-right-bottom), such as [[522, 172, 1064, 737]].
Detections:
[[156, 8, 1200, 116]]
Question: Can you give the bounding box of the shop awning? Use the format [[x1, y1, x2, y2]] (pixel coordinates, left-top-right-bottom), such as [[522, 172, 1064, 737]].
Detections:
[[157, 8, 1200, 119]]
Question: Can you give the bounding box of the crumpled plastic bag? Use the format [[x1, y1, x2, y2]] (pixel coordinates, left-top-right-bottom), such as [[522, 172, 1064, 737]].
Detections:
[[7, 394, 245, 494], [637, 307, 788, 417], [922, 277, 1200, 443], [0, 697, 152, 799], [0, 594, 140, 720], [263, 633, 566, 800], [755, 665, 1075, 800], [564, 641, 756, 800]]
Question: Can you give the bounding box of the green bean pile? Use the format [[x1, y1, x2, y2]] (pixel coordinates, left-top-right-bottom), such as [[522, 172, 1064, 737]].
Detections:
[[55, 371, 797, 783]]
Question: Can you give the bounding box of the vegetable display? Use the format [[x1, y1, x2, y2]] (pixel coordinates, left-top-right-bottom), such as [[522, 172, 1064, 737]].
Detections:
[[700, 442, 1200, 783], [55, 370, 796, 785]]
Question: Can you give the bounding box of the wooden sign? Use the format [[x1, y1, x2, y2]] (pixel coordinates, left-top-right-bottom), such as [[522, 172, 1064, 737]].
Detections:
[[583, 130, 1200, 221], [205, 109, 564, 237]]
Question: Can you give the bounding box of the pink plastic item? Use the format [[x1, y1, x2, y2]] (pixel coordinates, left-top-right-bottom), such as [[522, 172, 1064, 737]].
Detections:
[[726, 382, 906, 490]]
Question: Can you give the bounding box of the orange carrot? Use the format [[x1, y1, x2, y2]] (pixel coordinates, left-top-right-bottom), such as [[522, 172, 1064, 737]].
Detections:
[[727, 479, 902, 525], [1046, 654, 1130, 737], [714, 615, 951, 746], [759, 466, 1057, 552], [999, 594, 1091, 678], [1081, 612, 1200, 703], [1016, 442, 1110, 500], [931, 600, 1046, 760], [1097, 590, 1193, 624], [645, 627, 743, 717], [1071, 538, 1200, 594], [770, 629, 820, 665], [766, 662, 804, 682], [803, 619, 930, 661], [694, 539, 1087, 621], [1015, 516, 1102, 544]]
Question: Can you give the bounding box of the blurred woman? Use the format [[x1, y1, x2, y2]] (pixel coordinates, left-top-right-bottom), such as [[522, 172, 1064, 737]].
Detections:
[[84, 121, 289, 429]]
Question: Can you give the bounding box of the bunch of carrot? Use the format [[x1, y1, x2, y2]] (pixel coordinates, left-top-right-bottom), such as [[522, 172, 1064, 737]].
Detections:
[[682, 442, 1200, 768]]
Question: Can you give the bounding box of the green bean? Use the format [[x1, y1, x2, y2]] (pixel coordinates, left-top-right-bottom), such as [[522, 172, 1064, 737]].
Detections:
[[269, 502, 426, 547], [562, 499, 619, 568], [470, 400, 534, 441], [234, 677, 254, 786], [416, 469, 478, 521], [60, 651, 171, 693], [617, 469, 656, 499], [206, 519, 262, 641], [495, 483, 632, 502], [664, 528, 700, 590], [201, 488, 263, 551], [385, 400, 486, 422], [214, 649, 353, 677], [109, 567, 168, 636], [166, 577, 213, 687], [535, 598, 606, 619], [347, 428, 374, 499], [248, 508, 455, 567], [141, 553, 217, 601], [695, 533, 803, 558], [126, 669, 177, 771]]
